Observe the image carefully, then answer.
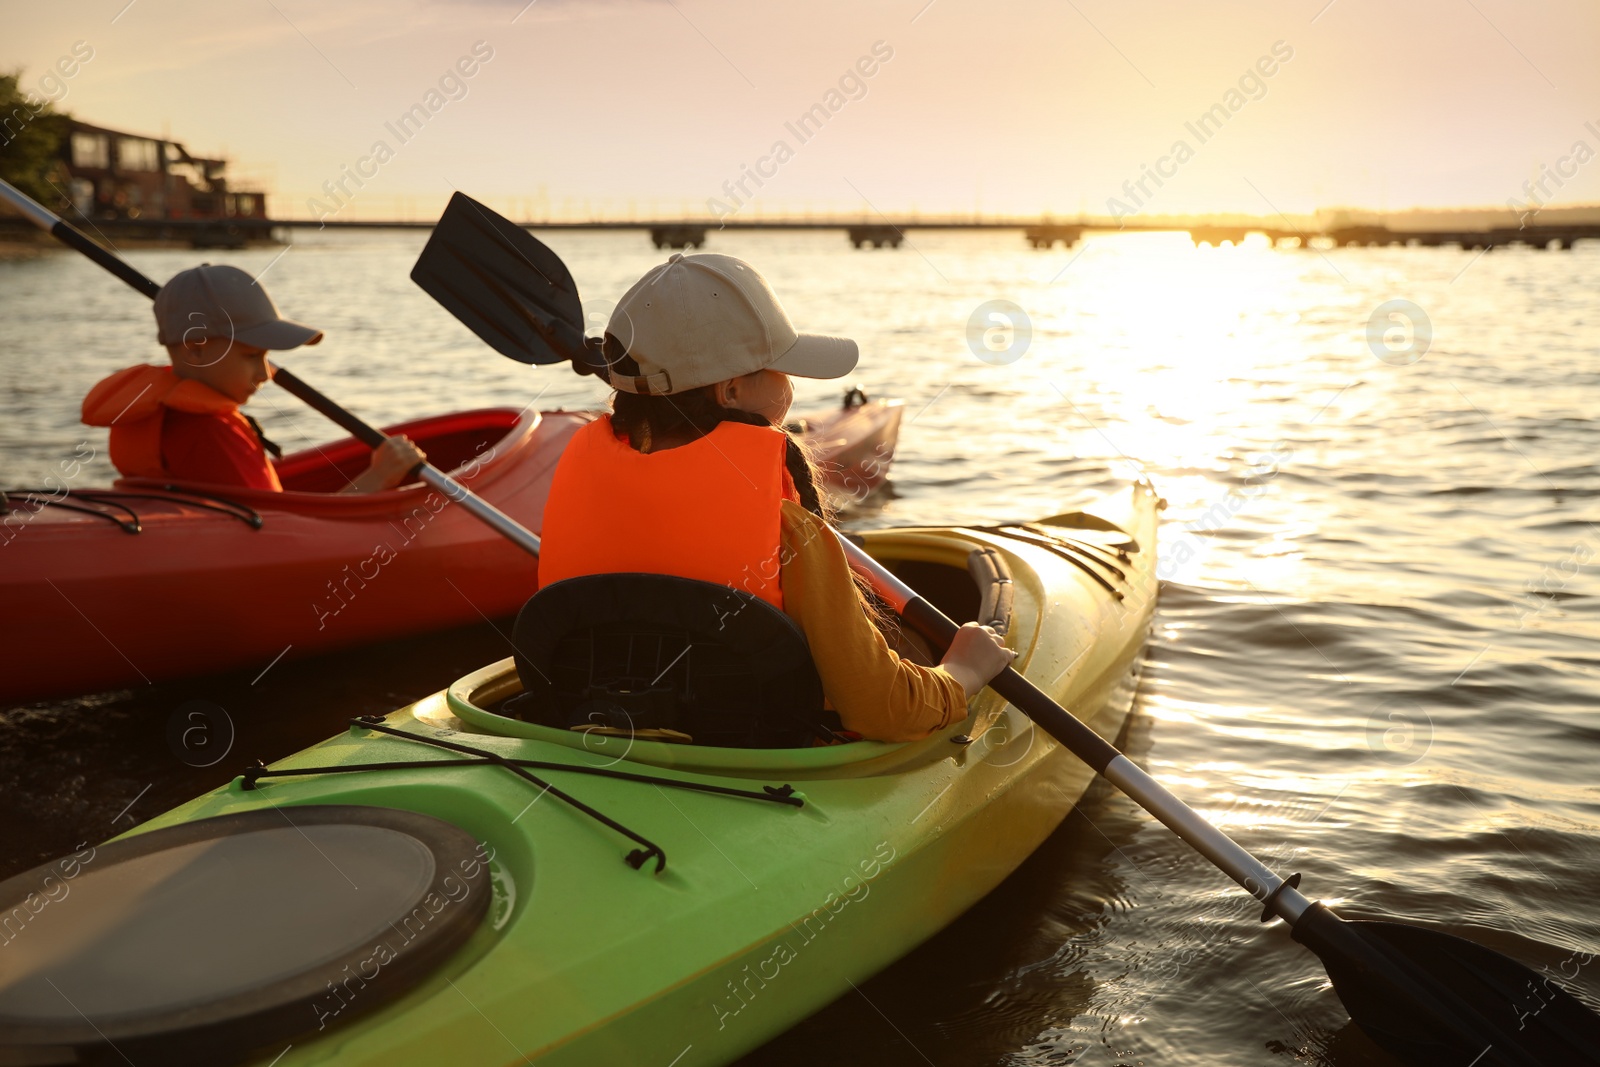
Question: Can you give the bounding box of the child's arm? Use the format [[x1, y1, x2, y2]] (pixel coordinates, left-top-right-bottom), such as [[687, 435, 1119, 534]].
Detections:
[[779, 503, 1014, 741]]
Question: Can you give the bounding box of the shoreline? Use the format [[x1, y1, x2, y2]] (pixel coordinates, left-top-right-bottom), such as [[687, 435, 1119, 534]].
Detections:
[[0, 232, 283, 257]]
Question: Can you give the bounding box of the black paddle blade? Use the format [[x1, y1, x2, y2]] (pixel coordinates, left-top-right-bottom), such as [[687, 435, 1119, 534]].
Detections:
[[411, 191, 586, 366], [1292, 903, 1600, 1065]]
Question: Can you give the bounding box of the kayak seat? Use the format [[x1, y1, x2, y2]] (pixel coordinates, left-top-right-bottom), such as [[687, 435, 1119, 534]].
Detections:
[[505, 573, 844, 748]]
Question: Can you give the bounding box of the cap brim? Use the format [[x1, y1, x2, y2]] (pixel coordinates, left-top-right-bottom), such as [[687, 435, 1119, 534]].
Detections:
[[234, 319, 324, 350], [769, 333, 858, 380]]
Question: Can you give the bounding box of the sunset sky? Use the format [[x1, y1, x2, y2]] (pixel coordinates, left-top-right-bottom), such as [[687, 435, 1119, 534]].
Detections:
[[7, 0, 1600, 222]]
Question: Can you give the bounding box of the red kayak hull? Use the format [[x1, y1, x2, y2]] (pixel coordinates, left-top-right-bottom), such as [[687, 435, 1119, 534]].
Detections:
[[3, 398, 904, 705], [3, 408, 585, 705]]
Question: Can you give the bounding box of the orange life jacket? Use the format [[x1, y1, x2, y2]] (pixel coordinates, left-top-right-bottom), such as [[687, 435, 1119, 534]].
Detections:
[[80, 364, 249, 480], [538, 415, 798, 609]]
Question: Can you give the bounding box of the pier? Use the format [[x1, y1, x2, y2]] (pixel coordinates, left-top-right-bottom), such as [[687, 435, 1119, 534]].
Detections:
[[846, 225, 903, 249], [6, 214, 1598, 253], [649, 225, 707, 249], [1025, 224, 1084, 249]]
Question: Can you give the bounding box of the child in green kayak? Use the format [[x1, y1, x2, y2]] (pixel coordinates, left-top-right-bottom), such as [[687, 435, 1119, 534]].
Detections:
[[82, 264, 423, 492], [537, 252, 1015, 742]]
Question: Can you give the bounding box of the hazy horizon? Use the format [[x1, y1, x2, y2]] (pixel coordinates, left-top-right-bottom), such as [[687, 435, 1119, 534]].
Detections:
[[6, 0, 1600, 224]]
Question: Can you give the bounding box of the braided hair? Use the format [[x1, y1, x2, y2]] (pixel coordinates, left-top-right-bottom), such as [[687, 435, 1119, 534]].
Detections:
[[601, 334, 831, 520]]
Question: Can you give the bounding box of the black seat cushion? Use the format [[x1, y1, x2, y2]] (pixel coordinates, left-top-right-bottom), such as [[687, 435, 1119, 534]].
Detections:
[[508, 574, 839, 748]]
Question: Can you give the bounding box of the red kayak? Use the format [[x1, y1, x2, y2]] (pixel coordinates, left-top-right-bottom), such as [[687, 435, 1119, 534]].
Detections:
[[794, 387, 903, 507], [1, 394, 902, 705]]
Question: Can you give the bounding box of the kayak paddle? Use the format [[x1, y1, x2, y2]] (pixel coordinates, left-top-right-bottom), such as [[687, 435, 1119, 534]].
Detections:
[[0, 177, 541, 559], [408, 191, 1600, 1066]]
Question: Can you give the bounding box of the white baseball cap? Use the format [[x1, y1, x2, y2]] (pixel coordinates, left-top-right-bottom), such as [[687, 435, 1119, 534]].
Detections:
[[605, 252, 858, 395], [154, 264, 323, 350]]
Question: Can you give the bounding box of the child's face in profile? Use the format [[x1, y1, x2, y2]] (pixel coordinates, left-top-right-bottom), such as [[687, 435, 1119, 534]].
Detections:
[[716, 369, 793, 425], [169, 336, 272, 404]]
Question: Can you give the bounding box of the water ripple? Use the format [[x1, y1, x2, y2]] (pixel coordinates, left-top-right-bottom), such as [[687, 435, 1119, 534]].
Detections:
[[4, 234, 1598, 1067]]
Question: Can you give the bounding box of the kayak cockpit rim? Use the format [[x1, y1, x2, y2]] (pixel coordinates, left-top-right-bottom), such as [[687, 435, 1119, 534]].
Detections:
[[112, 406, 555, 507], [439, 488, 1152, 778], [444, 655, 920, 773], [441, 526, 1041, 777]]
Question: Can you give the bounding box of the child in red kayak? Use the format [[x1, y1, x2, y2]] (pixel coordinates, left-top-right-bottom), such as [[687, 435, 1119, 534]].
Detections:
[[81, 264, 423, 492]]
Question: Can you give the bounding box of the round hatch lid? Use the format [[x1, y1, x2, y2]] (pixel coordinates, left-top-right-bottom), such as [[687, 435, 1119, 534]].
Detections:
[[0, 805, 492, 1065]]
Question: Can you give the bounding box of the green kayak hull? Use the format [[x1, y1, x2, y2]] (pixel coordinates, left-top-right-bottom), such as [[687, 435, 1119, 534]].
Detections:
[[121, 481, 1161, 1067]]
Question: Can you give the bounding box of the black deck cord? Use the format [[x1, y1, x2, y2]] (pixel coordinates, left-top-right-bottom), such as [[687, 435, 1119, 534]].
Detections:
[[150, 487, 264, 528], [342, 716, 670, 872], [1019, 523, 1134, 566], [5, 487, 265, 531], [1052, 536, 1133, 572], [991, 525, 1129, 589], [1009, 525, 1130, 580], [83, 489, 264, 529], [1045, 526, 1135, 556], [986, 523, 1133, 576], [6, 491, 141, 533], [239, 726, 804, 809], [974, 526, 1125, 600]]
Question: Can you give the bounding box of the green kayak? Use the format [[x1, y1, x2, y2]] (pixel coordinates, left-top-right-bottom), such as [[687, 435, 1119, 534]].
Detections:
[[0, 483, 1159, 1067]]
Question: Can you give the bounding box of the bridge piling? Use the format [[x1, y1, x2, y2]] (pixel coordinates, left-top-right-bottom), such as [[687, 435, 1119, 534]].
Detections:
[[846, 225, 903, 249]]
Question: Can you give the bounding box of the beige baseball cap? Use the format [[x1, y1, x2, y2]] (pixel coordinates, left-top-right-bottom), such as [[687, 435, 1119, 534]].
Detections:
[[154, 264, 323, 350], [605, 252, 857, 394]]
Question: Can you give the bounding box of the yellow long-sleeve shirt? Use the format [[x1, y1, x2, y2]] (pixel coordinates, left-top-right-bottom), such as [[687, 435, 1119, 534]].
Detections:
[[777, 501, 970, 742]]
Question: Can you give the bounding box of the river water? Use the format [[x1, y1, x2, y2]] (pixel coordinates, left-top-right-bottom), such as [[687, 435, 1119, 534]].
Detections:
[[2, 229, 1597, 1065]]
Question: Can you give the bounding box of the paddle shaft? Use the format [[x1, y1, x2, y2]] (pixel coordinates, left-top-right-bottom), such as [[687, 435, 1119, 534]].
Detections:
[[0, 178, 542, 559], [833, 531, 1314, 925], [264, 365, 539, 554]]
